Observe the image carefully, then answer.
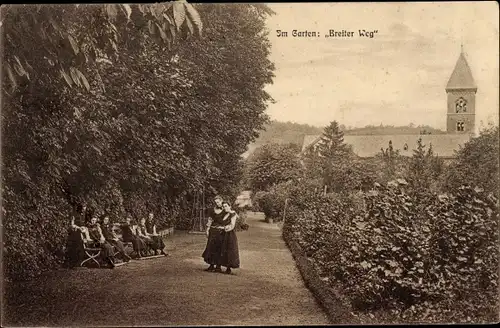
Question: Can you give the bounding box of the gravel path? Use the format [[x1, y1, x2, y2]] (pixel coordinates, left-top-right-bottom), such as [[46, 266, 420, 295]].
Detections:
[[4, 212, 330, 326]]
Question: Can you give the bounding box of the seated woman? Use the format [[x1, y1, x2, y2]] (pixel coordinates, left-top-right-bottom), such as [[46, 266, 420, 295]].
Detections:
[[136, 218, 156, 256], [120, 216, 147, 258], [101, 215, 131, 262], [87, 216, 116, 268], [137, 217, 166, 256], [146, 213, 168, 256], [66, 204, 92, 268]]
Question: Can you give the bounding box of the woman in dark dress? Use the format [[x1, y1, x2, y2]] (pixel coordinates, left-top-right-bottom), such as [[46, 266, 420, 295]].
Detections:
[[219, 202, 240, 274], [145, 213, 168, 256], [87, 216, 116, 268], [101, 215, 131, 262], [202, 195, 227, 272], [66, 205, 91, 268], [121, 216, 146, 258]]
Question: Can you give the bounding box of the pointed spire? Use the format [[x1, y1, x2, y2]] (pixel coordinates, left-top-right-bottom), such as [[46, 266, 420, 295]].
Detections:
[[446, 46, 477, 92]]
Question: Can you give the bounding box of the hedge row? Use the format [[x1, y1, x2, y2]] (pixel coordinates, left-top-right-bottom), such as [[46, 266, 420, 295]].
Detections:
[[282, 182, 499, 324]]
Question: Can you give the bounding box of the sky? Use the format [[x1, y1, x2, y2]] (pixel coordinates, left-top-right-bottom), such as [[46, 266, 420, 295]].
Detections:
[[263, 2, 499, 131]]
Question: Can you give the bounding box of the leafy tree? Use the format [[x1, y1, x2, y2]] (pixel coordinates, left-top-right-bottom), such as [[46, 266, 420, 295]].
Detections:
[[302, 144, 324, 180], [378, 140, 400, 180], [1, 3, 275, 281], [315, 121, 354, 192], [374, 140, 411, 185], [1, 2, 202, 94], [443, 125, 499, 195], [406, 138, 444, 192], [244, 143, 303, 192]]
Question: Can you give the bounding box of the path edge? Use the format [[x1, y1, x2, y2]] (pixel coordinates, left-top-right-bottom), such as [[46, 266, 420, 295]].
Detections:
[[282, 230, 363, 325]]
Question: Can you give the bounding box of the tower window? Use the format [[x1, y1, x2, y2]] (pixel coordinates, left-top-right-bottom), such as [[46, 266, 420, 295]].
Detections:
[[456, 121, 465, 132], [455, 97, 467, 113]]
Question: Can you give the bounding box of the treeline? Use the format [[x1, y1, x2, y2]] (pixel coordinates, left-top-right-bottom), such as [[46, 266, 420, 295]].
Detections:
[[345, 124, 446, 135], [2, 4, 275, 281], [248, 120, 446, 156]]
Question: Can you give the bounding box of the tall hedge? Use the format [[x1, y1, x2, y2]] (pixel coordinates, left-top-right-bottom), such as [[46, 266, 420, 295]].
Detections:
[[283, 183, 499, 323]]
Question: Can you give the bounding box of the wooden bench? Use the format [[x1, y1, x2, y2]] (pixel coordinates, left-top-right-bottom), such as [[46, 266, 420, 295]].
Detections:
[[78, 225, 172, 267], [80, 239, 129, 268]]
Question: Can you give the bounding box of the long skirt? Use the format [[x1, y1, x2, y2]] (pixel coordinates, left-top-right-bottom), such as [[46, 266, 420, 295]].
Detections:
[[123, 236, 146, 253], [202, 228, 225, 265], [88, 240, 114, 258], [220, 230, 240, 269], [150, 235, 165, 250], [108, 239, 126, 254], [66, 230, 85, 268], [139, 236, 155, 252]]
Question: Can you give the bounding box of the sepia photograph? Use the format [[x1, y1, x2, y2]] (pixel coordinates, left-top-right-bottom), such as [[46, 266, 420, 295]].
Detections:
[[1, 1, 499, 326]]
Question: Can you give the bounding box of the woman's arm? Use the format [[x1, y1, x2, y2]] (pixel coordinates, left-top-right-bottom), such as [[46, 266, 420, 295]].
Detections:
[[224, 213, 237, 232], [97, 225, 106, 243], [70, 217, 80, 230], [153, 225, 158, 235]]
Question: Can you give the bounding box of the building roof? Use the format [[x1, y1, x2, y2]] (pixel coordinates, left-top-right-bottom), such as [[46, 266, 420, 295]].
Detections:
[[446, 51, 477, 91], [302, 134, 472, 158], [301, 135, 322, 152]]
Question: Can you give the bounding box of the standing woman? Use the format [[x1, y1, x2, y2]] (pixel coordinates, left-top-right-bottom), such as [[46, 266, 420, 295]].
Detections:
[[202, 195, 226, 272], [220, 202, 240, 274], [66, 204, 92, 268]]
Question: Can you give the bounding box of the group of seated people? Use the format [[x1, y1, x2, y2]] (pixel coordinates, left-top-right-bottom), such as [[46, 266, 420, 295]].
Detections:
[[67, 206, 168, 269]]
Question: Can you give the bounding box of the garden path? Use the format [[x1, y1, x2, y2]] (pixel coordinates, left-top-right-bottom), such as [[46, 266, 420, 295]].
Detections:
[[4, 212, 330, 326]]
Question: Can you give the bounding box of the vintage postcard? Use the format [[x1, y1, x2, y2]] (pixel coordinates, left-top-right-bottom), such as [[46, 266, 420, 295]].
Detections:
[[1, 1, 499, 326]]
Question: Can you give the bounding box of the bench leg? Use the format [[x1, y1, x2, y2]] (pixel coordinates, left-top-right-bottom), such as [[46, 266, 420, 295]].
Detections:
[[81, 250, 101, 267]]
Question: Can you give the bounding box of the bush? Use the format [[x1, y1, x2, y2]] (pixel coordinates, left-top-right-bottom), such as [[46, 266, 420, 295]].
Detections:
[[251, 181, 300, 221], [235, 210, 249, 231], [282, 181, 499, 323]]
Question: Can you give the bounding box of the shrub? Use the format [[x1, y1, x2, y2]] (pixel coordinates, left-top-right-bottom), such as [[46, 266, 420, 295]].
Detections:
[[235, 210, 249, 231], [282, 180, 499, 323]]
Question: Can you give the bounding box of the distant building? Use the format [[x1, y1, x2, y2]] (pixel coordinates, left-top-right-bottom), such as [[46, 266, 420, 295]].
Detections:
[[302, 48, 476, 159]]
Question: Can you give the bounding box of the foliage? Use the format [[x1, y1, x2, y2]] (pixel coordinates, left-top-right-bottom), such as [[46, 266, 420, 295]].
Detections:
[[282, 180, 499, 323], [2, 3, 275, 281], [401, 138, 444, 193], [234, 210, 250, 231], [302, 121, 377, 193], [316, 121, 352, 160], [374, 140, 409, 184], [443, 125, 499, 195], [1, 2, 203, 94], [244, 143, 302, 192]]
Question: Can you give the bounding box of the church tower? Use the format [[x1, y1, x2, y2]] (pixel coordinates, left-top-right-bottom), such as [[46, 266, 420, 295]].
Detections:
[[445, 46, 477, 134]]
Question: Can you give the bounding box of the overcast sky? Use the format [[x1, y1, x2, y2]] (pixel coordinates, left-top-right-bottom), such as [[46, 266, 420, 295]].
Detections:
[[263, 2, 499, 131]]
